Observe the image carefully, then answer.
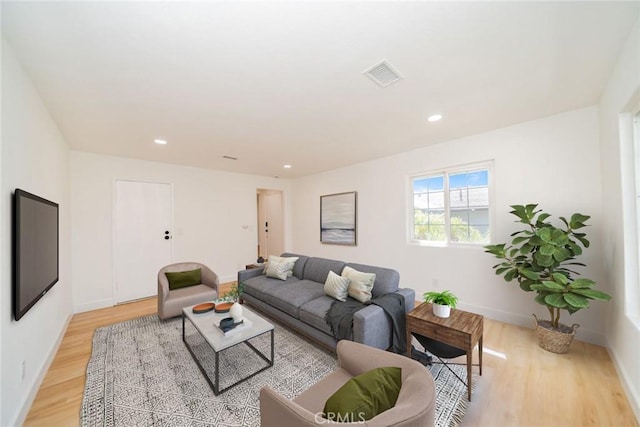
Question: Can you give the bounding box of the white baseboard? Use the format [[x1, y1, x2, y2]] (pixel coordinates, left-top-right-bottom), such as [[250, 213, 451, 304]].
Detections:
[[457, 302, 607, 346], [13, 313, 72, 427], [608, 346, 640, 424], [74, 297, 114, 313]]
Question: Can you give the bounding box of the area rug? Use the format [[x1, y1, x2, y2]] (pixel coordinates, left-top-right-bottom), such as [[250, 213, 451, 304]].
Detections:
[[81, 314, 474, 426]]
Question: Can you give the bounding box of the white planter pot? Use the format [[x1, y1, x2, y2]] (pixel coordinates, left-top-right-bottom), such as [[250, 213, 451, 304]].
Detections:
[[432, 303, 451, 318], [230, 302, 244, 323]]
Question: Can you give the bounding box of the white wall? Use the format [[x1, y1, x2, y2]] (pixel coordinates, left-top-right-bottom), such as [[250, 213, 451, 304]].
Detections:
[[291, 106, 608, 345], [70, 152, 291, 312], [599, 20, 640, 420], [1, 39, 72, 426]]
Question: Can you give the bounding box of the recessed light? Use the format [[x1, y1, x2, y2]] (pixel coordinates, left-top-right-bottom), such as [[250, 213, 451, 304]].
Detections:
[[154, 139, 167, 145], [427, 114, 443, 122], [283, 164, 292, 169]]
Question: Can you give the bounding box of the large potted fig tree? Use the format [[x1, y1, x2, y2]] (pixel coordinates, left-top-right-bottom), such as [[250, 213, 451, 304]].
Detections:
[[484, 204, 611, 353]]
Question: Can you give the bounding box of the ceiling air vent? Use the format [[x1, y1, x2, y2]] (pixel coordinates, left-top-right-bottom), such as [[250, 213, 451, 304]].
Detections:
[[363, 60, 403, 88]]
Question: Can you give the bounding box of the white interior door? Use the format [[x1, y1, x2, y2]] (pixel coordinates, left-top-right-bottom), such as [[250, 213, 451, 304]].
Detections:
[[257, 190, 283, 258], [114, 180, 173, 303]]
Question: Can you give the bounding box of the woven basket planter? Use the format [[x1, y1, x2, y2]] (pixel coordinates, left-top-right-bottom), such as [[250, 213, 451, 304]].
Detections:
[[532, 314, 579, 354]]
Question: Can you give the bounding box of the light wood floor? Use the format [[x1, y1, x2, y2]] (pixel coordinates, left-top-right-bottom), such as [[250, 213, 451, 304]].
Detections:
[[25, 284, 638, 426]]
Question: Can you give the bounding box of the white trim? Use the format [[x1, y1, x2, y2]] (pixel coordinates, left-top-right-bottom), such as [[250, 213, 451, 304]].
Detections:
[[13, 313, 72, 427], [74, 297, 115, 313], [608, 346, 640, 424], [619, 111, 640, 317]]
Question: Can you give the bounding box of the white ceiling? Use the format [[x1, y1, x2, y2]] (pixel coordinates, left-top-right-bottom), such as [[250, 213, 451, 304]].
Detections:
[[2, 1, 638, 178]]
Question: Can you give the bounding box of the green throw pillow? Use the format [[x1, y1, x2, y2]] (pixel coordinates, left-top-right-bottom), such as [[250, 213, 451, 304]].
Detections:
[[165, 268, 202, 290], [323, 366, 402, 422]]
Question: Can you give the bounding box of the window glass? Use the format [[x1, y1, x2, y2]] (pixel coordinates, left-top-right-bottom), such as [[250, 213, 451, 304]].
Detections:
[[411, 164, 491, 245]]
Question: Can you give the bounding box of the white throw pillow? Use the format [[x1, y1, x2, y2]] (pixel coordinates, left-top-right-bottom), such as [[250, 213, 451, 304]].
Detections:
[[263, 255, 299, 277], [342, 266, 376, 303], [265, 260, 296, 281], [324, 271, 350, 301]]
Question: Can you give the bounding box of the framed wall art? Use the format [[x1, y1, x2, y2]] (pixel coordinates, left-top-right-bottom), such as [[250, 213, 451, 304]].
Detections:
[[320, 191, 357, 245]]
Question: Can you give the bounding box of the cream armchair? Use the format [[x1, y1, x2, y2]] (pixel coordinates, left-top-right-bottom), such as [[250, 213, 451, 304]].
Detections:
[[260, 340, 435, 427], [157, 262, 219, 320]]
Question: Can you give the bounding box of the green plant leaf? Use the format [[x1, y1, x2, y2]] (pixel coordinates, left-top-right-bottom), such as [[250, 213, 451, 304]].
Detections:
[[570, 278, 596, 289], [573, 233, 590, 248], [559, 216, 569, 227], [519, 280, 535, 291], [534, 252, 554, 267], [534, 293, 549, 305], [545, 293, 568, 308], [563, 293, 590, 308], [520, 244, 533, 254], [552, 247, 572, 262], [537, 227, 552, 242], [570, 213, 590, 229], [571, 289, 612, 301], [535, 213, 551, 225], [520, 269, 541, 280], [551, 272, 569, 285], [511, 236, 529, 245], [504, 269, 518, 282], [539, 244, 555, 256], [541, 280, 566, 290], [530, 284, 548, 291], [495, 266, 511, 275]]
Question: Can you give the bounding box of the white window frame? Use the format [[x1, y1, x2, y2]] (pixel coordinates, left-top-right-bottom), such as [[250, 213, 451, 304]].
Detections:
[[407, 160, 494, 247]]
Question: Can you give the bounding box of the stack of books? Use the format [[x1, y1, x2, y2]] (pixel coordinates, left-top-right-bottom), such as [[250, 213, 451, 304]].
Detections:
[[215, 317, 252, 336]]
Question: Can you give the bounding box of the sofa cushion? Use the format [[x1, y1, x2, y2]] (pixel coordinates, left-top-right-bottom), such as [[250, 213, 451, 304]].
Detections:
[[303, 257, 346, 283], [281, 253, 309, 279], [324, 271, 350, 301], [265, 258, 297, 280], [264, 255, 298, 278], [165, 268, 202, 290], [299, 295, 335, 335], [342, 266, 375, 303], [243, 275, 300, 300], [345, 263, 400, 298], [263, 280, 327, 318], [323, 367, 402, 422]]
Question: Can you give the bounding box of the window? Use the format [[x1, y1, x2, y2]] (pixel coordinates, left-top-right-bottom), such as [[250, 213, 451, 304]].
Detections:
[[410, 162, 491, 245]]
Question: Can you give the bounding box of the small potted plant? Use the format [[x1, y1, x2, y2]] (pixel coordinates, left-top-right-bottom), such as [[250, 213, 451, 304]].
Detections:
[[423, 290, 458, 318]]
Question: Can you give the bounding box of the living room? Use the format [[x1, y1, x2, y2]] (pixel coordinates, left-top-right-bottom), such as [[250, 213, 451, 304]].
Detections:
[[1, 2, 639, 426]]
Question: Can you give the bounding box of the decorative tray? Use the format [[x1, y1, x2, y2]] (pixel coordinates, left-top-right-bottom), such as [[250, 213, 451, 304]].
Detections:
[[192, 302, 215, 314], [214, 302, 233, 313]]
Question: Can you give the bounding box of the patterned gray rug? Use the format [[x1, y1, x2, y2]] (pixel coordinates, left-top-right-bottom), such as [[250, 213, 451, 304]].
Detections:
[[81, 314, 473, 426]]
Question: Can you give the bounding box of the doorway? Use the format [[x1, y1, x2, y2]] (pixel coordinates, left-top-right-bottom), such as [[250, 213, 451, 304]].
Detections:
[[257, 189, 284, 259], [114, 180, 173, 303]]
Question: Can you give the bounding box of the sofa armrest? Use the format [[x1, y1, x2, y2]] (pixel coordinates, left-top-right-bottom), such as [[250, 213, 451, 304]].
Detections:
[[337, 340, 416, 377], [201, 267, 220, 294], [158, 274, 170, 302], [238, 267, 264, 284], [353, 305, 391, 350], [260, 386, 324, 427], [397, 288, 416, 312], [353, 289, 415, 350]]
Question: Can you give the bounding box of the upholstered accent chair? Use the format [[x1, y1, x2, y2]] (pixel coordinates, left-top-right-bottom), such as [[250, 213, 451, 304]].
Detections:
[[157, 262, 219, 320], [260, 340, 436, 427]]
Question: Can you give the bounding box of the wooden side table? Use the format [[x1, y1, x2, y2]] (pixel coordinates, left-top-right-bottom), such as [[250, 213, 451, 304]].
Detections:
[[245, 263, 266, 270], [406, 303, 483, 401]]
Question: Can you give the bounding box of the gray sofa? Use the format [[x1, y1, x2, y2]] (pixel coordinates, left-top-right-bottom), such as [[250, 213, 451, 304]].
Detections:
[[237, 253, 415, 350]]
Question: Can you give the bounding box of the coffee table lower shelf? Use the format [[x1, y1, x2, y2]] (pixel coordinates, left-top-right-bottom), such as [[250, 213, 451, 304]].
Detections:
[[182, 314, 274, 395]]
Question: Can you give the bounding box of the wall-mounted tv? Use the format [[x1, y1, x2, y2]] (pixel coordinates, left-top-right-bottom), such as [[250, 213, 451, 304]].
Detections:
[[13, 189, 59, 321]]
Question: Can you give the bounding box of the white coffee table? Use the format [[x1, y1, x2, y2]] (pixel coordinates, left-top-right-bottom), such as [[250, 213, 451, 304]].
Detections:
[[182, 303, 274, 394]]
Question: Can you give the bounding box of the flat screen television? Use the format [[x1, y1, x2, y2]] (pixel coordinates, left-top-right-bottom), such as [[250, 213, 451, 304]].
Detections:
[[13, 189, 59, 321]]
